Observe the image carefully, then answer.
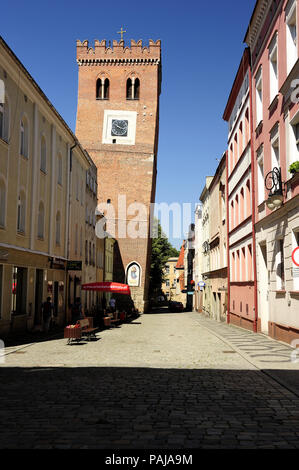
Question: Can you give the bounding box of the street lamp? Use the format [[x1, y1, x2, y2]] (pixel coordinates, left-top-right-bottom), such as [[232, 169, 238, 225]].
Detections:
[[265, 167, 286, 211]]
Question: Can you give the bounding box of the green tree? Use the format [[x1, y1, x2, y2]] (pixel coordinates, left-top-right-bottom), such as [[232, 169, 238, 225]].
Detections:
[[149, 219, 180, 300]]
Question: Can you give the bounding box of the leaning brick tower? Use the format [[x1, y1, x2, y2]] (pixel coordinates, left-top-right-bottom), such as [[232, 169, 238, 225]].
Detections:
[[75, 38, 162, 312]]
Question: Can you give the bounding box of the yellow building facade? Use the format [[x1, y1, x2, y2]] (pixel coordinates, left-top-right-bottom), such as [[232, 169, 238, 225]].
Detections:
[[162, 257, 185, 304], [0, 37, 95, 334]]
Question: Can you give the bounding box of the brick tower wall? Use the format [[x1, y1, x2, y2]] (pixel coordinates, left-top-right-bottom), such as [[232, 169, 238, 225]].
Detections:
[[75, 39, 161, 312]]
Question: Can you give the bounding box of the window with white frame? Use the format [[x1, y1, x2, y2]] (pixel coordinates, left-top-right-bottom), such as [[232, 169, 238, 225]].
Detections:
[[0, 99, 9, 142], [288, 113, 299, 171], [17, 192, 26, 233], [56, 212, 61, 246], [37, 201, 44, 239], [76, 174, 79, 201], [286, 0, 297, 75], [20, 118, 29, 158], [257, 147, 265, 205], [57, 153, 62, 185], [255, 68, 263, 126], [0, 179, 6, 227], [269, 34, 278, 103], [271, 125, 280, 169], [75, 225, 78, 254], [40, 136, 46, 173]]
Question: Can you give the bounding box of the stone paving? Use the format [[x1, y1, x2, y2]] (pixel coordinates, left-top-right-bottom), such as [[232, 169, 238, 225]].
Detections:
[[1, 310, 299, 449]]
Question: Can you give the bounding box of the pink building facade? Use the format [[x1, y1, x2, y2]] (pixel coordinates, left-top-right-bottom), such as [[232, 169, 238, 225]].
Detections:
[[223, 49, 258, 332], [245, 0, 299, 344]]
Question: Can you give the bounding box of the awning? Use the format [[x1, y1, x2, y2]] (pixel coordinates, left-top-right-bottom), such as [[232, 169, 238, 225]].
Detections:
[[81, 282, 131, 295]]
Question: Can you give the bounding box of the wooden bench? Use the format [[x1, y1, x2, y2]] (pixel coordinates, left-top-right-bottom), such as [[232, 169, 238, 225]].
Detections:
[[77, 318, 97, 340]]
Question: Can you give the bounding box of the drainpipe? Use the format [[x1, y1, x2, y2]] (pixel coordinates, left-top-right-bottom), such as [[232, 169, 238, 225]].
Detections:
[[249, 65, 259, 333], [226, 149, 230, 324]]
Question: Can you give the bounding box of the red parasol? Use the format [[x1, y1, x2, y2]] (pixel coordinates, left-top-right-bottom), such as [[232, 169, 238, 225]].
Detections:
[[81, 282, 131, 295]]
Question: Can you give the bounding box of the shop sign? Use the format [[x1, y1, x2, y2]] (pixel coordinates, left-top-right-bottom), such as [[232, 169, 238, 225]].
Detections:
[[67, 260, 82, 271]]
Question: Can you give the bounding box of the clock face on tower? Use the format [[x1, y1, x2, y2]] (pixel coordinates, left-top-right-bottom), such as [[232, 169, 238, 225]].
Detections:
[[111, 119, 128, 137]]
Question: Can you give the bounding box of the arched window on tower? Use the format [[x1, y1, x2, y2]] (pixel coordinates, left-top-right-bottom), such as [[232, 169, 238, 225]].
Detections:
[[134, 78, 140, 99], [126, 78, 140, 100], [126, 78, 132, 99], [104, 78, 109, 99], [96, 78, 109, 100], [96, 79, 102, 99]]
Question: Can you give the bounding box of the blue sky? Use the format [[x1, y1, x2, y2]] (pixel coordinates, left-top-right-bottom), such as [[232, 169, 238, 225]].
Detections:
[[2, 0, 256, 249]]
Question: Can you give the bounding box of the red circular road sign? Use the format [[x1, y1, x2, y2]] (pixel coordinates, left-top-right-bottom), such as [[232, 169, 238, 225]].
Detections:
[[292, 247, 299, 268]]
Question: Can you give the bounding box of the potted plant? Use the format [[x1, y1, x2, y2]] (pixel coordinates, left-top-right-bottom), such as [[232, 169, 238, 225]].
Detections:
[[289, 161, 299, 174]]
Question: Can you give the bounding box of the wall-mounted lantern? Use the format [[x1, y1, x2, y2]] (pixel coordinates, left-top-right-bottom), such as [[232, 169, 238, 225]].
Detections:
[[265, 167, 286, 211]]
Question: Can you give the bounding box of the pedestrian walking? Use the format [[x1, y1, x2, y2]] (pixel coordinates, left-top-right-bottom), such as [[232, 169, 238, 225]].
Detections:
[[42, 297, 53, 333]]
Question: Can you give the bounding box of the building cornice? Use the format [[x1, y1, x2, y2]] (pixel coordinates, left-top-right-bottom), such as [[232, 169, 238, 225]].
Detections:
[[244, 0, 271, 47]]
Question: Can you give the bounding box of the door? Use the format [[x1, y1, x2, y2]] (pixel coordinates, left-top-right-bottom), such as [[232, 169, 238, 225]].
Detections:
[[258, 243, 269, 334]]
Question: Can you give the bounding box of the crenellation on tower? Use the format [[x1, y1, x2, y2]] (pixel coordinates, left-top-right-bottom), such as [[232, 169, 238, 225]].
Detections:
[[76, 38, 161, 64]]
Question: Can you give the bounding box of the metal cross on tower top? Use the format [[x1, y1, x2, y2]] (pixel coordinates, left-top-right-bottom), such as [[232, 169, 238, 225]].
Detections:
[[117, 26, 127, 41]]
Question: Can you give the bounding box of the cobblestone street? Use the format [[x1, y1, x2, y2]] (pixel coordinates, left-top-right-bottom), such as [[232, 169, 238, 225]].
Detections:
[[1, 311, 299, 449]]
